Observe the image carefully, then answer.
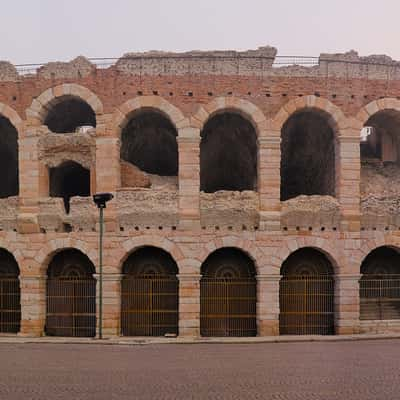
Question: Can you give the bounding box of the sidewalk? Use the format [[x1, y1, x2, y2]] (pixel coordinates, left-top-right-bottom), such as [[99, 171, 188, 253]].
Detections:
[[1, 333, 400, 346]]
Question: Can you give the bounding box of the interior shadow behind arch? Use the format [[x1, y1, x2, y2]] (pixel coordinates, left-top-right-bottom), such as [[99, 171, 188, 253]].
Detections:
[[200, 112, 257, 193]]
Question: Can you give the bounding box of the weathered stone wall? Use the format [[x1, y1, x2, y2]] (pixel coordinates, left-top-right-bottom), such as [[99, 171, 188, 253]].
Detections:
[[200, 191, 259, 228], [361, 162, 400, 229], [0, 46, 399, 337], [281, 195, 341, 230], [117, 189, 178, 229]]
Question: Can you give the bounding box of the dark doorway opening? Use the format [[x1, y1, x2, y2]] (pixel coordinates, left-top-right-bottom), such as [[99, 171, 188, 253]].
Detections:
[[200, 113, 257, 193], [200, 248, 257, 337], [49, 161, 90, 213]]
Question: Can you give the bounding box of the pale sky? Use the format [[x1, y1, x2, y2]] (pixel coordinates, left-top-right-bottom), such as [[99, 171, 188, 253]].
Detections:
[[1, 0, 398, 64]]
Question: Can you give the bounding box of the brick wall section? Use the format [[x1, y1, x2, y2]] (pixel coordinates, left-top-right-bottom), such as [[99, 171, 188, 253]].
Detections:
[[1, 48, 400, 337]]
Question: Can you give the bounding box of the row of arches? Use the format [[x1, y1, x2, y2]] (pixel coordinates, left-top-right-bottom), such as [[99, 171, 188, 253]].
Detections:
[[1, 104, 398, 201], [2, 91, 400, 202], [0, 245, 399, 337]]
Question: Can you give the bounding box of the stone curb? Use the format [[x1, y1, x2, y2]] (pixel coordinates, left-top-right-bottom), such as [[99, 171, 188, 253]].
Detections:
[[0, 334, 400, 346]]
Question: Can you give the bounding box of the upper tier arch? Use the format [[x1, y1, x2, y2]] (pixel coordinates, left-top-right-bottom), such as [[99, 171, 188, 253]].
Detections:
[[26, 84, 104, 126], [356, 98, 400, 126], [193, 97, 267, 136], [112, 96, 188, 137], [0, 103, 23, 135], [272, 95, 348, 135]]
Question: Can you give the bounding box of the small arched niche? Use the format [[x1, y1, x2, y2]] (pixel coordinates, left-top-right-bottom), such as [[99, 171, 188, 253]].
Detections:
[[120, 110, 178, 177], [49, 161, 90, 213], [281, 109, 336, 201], [0, 115, 18, 198], [44, 97, 96, 133], [200, 112, 257, 193]]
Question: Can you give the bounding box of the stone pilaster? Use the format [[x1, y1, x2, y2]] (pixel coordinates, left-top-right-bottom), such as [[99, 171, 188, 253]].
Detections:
[[19, 276, 46, 337], [258, 136, 281, 231], [102, 273, 122, 337], [178, 274, 201, 337], [18, 132, 42, 233], [95, 137, 120, 231], [334, 274, 361, 334], [177, 129, 201, 230], [337, 134, 361, 232], [257, 274, 281, 336]]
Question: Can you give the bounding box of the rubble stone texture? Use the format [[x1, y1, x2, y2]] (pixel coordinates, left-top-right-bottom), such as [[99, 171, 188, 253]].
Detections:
[[1, 46, 400, 337]]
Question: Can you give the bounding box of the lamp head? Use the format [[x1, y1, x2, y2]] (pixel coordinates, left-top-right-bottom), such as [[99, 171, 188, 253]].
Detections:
[[93, 192, 114, 209]]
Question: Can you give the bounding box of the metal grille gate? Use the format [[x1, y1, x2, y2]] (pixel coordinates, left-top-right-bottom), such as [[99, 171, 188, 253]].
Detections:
[[279, 275, 334, 335], [121, 275, 178, 336], [46, 278, 96, 337], [0, 278, 20, 333], [360, 275, 400, 320], [200, 278, 257, 337]]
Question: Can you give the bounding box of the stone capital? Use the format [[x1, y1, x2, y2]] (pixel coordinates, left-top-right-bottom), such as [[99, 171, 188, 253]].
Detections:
[[256, 274, 282, 282], [177, 273, 202, 282]]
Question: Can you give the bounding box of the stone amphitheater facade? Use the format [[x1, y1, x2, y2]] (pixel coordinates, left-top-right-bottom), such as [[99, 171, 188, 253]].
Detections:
[[0, 46, 400, 338]]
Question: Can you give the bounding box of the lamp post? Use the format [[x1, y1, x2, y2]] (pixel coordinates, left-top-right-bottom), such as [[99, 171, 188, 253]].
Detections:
[[93, 192, 114, 339]]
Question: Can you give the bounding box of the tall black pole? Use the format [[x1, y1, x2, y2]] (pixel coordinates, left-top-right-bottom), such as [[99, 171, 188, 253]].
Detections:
[[99, 206, 104, 339], [92, 192, 113, 340]]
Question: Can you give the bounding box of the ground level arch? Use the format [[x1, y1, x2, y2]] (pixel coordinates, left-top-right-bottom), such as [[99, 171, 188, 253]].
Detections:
[[279, 248, 335, 335]]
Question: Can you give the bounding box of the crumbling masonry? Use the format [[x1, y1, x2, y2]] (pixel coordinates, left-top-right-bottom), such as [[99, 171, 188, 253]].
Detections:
[[0, 46, 400, 337]]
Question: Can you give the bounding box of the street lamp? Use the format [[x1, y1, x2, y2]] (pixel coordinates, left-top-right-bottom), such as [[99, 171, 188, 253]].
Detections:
[[93, 192, 114, 339]]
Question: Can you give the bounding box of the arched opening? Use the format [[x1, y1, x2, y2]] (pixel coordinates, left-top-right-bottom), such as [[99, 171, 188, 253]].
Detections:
[[361, 111, 400, 213], [0, 115, 18, 198], [281, 110, 336, 201], [279, 248, 335, 335], [200, 248, 257, 337], [200, 113, 257, 193], [360, 246, 400, 320], [44, 97, 96, 133], [121, 110, 178, 177], [0, 249, 20, 333], [49, 161, 90, 213], [121, 246, 179, 336], [46, 249, 96, 337]]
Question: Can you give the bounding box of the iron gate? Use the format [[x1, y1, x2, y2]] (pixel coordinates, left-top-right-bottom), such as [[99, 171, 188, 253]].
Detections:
[[0, 278, 20, 333], [121, 275, 178, 336], [46, 278, 96, 337], [360, 275, 400, 320], [279, 275, 334, 335], [200, 277, 257, 337]]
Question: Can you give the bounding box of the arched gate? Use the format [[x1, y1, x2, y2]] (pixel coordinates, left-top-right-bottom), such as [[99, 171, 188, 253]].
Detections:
[[46, 249, 96, 337], [279, 248, 335, 335], [121, 247, 179, 336]]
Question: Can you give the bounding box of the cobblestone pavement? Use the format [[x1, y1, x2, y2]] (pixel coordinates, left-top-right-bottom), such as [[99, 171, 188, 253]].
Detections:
[[0, 340, 399, 399]]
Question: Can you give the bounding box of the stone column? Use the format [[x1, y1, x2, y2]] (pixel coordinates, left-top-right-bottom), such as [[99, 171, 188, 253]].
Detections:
[[178, 274, 201, 337], [334, 274, 360, 335], [337, 134, 361, 232], [177, 128, 201, 230], [258, 136, 281, 231], [19, 276, 46, 337], [95, 137, 120, 231], [257, 274, 281, 336]]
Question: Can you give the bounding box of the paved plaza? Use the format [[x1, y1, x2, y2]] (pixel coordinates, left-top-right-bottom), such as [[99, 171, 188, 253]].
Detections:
[[0, 340, 398, 399]]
